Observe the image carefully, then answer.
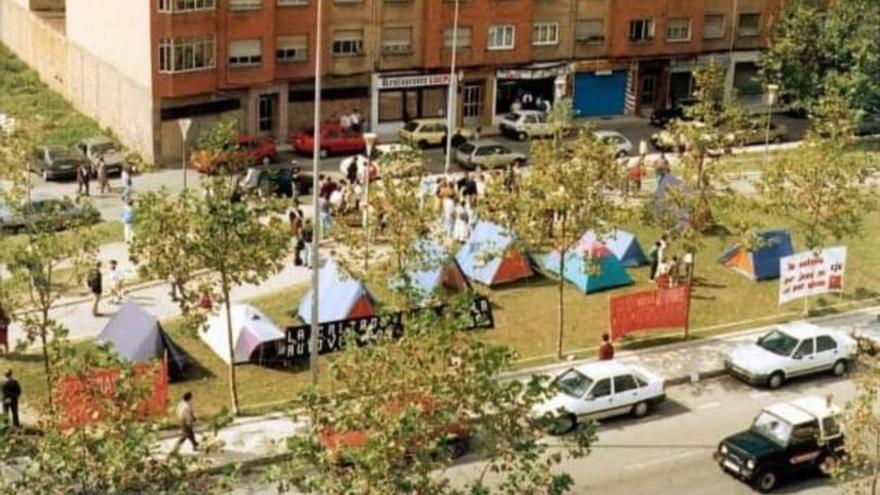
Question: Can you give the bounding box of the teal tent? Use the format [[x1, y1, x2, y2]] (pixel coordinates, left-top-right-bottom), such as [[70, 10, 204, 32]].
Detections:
[[543, 241, 633, 294]]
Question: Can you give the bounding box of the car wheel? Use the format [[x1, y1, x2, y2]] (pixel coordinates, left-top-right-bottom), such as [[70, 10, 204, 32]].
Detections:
[[772, 136, 783, 144], [319, 149, 329, 159], [832, 359, 848, 377], [418, 139, 430, 150], [632, 401, 649, 418], [767, 371, 785, 390], [754, 470, 779, 493], [552, 414, 577, 435], [517, 131, 528, 142], [513, 159, 526, 168], [261, 156, 271, 166]]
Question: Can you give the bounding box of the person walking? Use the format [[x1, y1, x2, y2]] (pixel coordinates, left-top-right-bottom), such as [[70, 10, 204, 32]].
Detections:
[[648, 241, 661, 281], [598, 334, 614, 361], [109, 259, 125, 304], [76, 161, 90, 197], [87, 261, 103, 317], [301, 219, 315, 268], [2, 369, 21, 429], [453, 199, 470, 243], [289, 207, 304, 266], [121, 165, 133, 202], [172, 392, 199, 453], [121, 199, 135, 244], [97, 156, 110, 195], [0, 304, 9, 356]]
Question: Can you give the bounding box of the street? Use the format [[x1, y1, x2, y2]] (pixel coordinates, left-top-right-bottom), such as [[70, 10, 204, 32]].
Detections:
[[225, 373, 854, 495]]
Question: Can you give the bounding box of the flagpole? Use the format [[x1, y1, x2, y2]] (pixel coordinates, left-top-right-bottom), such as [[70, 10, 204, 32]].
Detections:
[[443, 0, 460, 177], [309, 0, 324, 386]]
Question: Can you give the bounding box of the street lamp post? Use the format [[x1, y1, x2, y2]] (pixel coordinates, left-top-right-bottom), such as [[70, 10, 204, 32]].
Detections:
[[764, 84, 779, 168], [443, 0, 461, 177], [309, 0, 324, 387], [177, 118, 192, 190], [362, 132, 378, 272]]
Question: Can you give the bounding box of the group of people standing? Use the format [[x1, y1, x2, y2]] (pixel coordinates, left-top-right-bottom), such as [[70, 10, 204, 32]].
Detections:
[[337, 109, 364, 134], [434, 172, 486, 244], [648, 234, 694, 289], [76, 159, 134, 200]]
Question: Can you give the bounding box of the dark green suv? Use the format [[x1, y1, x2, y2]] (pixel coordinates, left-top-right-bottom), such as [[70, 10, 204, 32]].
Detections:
[[714, 396, 845, 492]]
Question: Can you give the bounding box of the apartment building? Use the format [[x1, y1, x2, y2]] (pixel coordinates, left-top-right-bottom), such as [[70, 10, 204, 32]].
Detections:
[[0, 0, 782, 165]]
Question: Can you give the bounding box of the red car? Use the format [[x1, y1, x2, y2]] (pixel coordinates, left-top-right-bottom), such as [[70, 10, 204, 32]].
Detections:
[[190, 134, 277, 174], [238, 134, 277, 166], [291, 123, 366, 158]]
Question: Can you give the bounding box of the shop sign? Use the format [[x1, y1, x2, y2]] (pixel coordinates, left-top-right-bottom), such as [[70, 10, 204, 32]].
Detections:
[[496, 65, 568, 80], [379, 73, 451, 90]]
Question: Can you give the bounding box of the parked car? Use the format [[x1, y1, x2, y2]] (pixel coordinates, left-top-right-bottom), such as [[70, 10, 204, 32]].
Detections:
[[319, 395, 471, 463], [398, 118, 473, 149], [733, 121, 789, 146], [236, 163, 313, 199], [649, 97, 697, 127], [190, 134, 278, 174], [650, 122, 727, 156], [454, 140, 527, 170], [31, 145, 87, 181], [594, 130, 634, 158], [291, 124, 366, 158], [714, 396, 844, 492], [0, 198, 100, 233], [76, 136, 124, 176], [530, 361, 666, 434], [724, 322, 857, 389], [499, 110, 554, 141], [855, 112, 880, 136]]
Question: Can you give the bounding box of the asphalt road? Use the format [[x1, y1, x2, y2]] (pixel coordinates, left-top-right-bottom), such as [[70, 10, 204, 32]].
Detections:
[[226, 373, 855, 495]]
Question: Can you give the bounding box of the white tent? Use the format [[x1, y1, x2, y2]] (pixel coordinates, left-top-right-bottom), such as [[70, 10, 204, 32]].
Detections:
[[200, 304, 285, 365]]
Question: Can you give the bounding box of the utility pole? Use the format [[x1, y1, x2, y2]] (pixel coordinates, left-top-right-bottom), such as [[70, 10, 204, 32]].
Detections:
[[309, 0, 324, 386], [443, 0, 461, 176]]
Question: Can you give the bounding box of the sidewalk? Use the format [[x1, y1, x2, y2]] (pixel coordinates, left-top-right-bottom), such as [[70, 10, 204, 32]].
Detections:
[[156, 305, 880, 472]]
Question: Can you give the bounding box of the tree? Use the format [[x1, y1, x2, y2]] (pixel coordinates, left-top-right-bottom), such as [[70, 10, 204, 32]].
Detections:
[[762, 0, 880, 115], [0, 346, 225, 495], [270, 301, 595, 495], [479, 103, 623, 359], [131, 122, 290, 416]]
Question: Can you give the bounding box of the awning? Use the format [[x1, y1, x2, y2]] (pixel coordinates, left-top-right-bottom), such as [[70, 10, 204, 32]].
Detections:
[[496, 62, 569, 80]]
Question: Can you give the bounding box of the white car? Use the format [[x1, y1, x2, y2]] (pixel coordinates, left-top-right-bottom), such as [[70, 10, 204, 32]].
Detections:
[[725, 322, 857, 389], [454, 140, 527, 170], [499, 110, 553, 141], [594, 130, 634, 158], [530, 361, 666, 433]]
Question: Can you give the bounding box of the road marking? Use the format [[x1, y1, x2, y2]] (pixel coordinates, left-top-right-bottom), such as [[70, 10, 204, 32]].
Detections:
[[622, 450, 704, 472], [696, 401, 722, 410]]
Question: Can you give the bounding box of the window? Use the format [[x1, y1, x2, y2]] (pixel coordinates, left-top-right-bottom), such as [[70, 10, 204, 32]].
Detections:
[[575, 19, 604, 43], [532, 22, 559, 46], [332, 30, 364, 56], [703, 14, 724, 39], [487, 25, 515, 50], [277, 0, 307, 5], [629, 19, 654, 42], [738, 13, 760, 37], [816, 336, 838, 353], [158, 35, 215, 73], [552, 369, 593, 398], [228, 39, 262, 67], [790, 421, 820, 445], [666, 18, 690, 41], [794, 338, 815, 358], [614, 375, 638, 393], [444, 26, 472, 49], [588, 379, 612, 399], [158, 0, 215, 12], [382, 27, 412, 55], [229, 0, 261, 10], [276, 35, 307, 63]]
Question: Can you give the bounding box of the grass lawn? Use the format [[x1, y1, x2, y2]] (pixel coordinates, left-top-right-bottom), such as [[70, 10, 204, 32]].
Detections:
[[0, 44, 102, 145]]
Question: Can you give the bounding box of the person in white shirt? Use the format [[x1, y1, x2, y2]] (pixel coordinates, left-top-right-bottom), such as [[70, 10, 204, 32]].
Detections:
[[350, 109, 362, 133], [172, 392, 199, 453], [109, 259, 125, 304], [658, 234, 669, 264], [339, 112, 352, 132]]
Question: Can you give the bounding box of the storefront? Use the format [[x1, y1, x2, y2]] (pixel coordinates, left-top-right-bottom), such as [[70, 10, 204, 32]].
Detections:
[[493, 63, 569, 121], [288, 74, 371, 133], [370, 72, 452, 135], [572, 60, 630, 118]]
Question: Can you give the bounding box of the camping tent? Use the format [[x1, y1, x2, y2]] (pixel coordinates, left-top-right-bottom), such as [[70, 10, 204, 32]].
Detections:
[[543, 241, 633, 294], [579, 229, 649, 267], [96, 302, 188, 380], [393, 240, 470, 303], [201, 303, 285, 365], [455, 221, 535, 286], [718, 229, 794, 281], [297, 260, 376, 324]]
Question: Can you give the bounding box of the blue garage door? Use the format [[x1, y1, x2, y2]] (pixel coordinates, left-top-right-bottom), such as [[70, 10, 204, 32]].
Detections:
[[574, 71, 628, 117]]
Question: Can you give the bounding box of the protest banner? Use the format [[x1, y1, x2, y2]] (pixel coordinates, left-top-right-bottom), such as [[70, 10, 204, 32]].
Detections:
[[778, 247, 847, 305], [609, 286, 690, 340]]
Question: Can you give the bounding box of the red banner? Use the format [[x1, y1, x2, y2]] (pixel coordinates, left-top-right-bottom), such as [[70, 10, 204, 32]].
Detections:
[[53, 360, 169, 429], [609, 286, 690, 340]]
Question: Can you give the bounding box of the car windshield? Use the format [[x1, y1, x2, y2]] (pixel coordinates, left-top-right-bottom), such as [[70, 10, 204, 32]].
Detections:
[[757, 329, 799, 356], [458, 143, 475, 154], [92, 142, 116, 154], [553, 369, 594, 398], [751, 411, 793, 447], [506, 113, 521, 121], [403, 121, 419, 132]]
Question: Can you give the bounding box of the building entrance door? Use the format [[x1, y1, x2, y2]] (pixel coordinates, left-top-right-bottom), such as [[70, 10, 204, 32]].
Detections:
[[463, 83, 482, 126], [258, 94, 278, 136]]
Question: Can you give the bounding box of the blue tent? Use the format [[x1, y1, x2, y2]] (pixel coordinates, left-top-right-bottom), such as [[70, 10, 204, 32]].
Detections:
[[392, 240, 469, 303], [543, 242, 634, 294], [718, 229, 795, 281], [579, 229, 649, 267], [455, 222, 535, 286], [297, 260, 376, 324]]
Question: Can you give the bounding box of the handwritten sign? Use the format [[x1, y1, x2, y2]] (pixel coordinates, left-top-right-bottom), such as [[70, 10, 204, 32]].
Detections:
[[778, 247, 847, 305], [609, 286, 690, 340]]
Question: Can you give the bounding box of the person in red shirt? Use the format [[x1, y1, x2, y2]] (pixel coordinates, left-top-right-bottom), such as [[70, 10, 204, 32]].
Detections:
[[598, 333, 614, 361]]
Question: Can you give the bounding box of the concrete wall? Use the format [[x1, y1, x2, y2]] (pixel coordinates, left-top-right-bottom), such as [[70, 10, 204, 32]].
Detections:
[[66, 0, 152, 88], [0, 0, 67, 94]]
